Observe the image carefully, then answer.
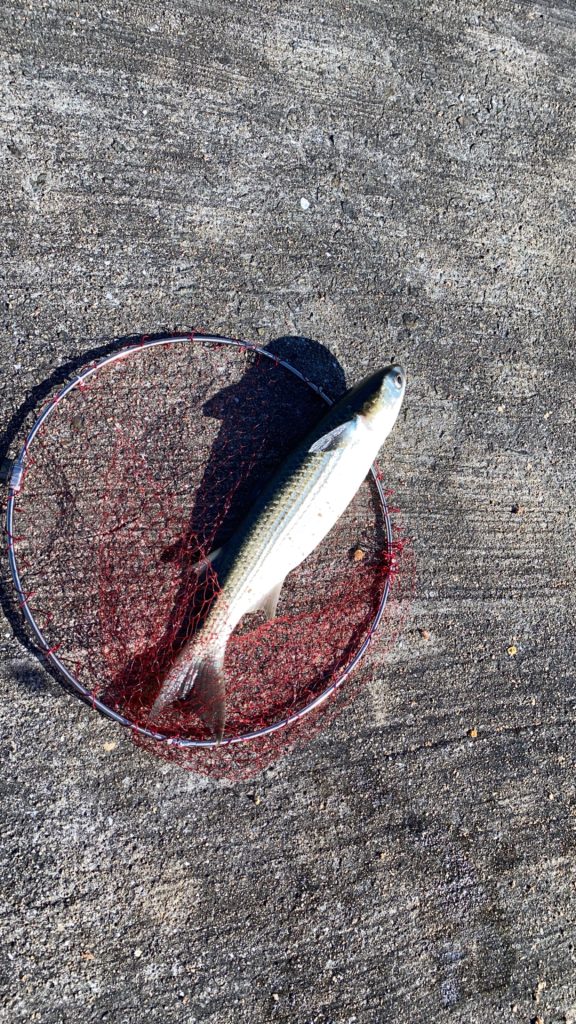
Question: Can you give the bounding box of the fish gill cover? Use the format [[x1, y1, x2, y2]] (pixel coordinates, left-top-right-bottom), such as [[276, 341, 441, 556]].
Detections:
[[7, 335, 413, 779]]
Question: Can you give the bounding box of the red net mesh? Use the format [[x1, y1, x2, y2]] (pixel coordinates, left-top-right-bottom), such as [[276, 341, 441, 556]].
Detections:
[[7, 336, 413, 779]]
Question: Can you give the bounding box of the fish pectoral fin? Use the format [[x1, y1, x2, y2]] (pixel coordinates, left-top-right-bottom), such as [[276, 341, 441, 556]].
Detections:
[[308, 420, 353, 453], [248, 579, 285, 620]]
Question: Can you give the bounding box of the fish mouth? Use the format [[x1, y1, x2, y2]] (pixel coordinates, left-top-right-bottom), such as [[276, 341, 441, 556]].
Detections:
[[359, 364, 406, 421]]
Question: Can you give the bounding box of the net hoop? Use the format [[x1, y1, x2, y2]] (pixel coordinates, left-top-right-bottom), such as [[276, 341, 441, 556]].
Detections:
[[5, 333, 394, 748]]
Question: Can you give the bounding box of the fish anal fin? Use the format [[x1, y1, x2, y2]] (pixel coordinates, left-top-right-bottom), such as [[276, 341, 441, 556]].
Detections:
[[308, 420, 353, 453], [246, 579, 285, 620], [260, 580, 284, 620]]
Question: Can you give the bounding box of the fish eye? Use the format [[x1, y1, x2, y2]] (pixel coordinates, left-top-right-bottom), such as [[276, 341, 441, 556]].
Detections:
[[394, 372, 403, 389]]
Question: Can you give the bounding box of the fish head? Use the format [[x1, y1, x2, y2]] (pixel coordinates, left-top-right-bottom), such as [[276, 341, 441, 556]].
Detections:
[[356, 364, 406, 440]]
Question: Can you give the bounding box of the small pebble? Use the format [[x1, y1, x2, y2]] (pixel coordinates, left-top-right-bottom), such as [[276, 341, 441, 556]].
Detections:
[[468, 727, 478, 738], [134, 948, 143, 959], [103, 740, 117, 752], [534, 980, 546, 1000], [353, 547, 365, 562], [300, 197, 310, 210], [507, 645, 518, 657]]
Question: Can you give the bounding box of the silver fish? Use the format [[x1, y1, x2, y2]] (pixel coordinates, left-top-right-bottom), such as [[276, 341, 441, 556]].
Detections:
[[150, 365, 406, 738]]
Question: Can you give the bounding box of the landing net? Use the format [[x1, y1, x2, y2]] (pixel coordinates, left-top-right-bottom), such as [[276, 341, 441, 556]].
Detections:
[[5, 334, 411, 778]]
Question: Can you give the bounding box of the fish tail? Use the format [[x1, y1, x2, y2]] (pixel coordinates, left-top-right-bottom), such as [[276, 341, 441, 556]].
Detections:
[[150, 632, 227, 741]]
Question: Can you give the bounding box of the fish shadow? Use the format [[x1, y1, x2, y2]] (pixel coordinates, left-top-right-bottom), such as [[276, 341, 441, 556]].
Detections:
[[165, 336, 346, 556]]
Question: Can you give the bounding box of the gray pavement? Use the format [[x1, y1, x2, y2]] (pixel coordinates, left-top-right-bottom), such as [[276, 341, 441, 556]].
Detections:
[[1, 1, 575, 1022]]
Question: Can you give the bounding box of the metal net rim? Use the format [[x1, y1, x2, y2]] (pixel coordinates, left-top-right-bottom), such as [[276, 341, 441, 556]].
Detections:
[[5, 333, 394, 748]]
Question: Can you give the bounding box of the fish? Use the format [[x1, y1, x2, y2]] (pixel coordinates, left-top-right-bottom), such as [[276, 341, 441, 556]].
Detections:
[[150, 364, 406, 739]]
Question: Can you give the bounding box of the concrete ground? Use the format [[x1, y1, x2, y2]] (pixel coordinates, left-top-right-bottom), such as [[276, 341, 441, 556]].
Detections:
[[1, 1, 575, 1021]]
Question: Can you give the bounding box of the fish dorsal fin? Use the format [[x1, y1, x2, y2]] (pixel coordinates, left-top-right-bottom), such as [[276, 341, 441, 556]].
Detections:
[[192, 546, 223, 575], [247, 579, 285, 619], [308, 420, 353, 453]]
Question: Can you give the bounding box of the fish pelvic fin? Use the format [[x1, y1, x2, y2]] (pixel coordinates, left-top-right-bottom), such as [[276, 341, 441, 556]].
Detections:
[[244, 577, 286, 620], [150, 634, 227, 742]]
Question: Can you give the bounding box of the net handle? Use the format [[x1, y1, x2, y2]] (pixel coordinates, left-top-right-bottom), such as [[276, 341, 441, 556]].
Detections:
[[5, 333, 393, 748]]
